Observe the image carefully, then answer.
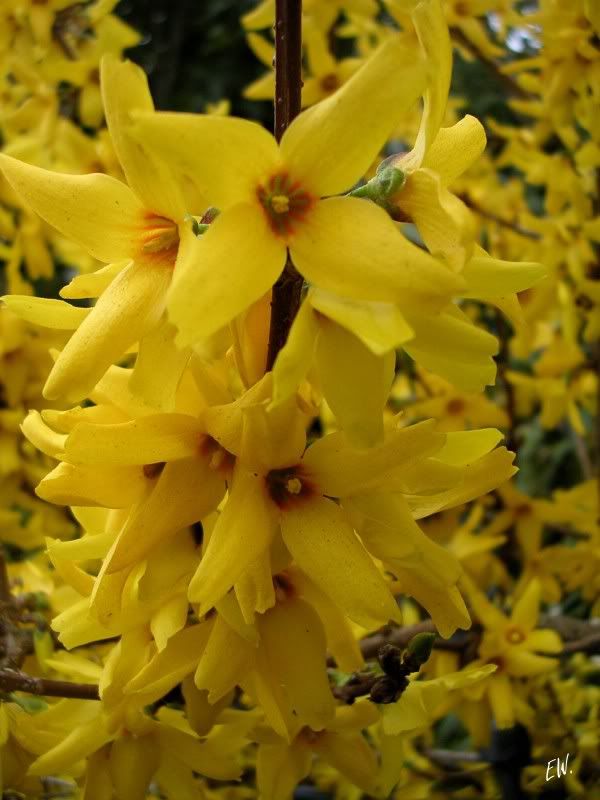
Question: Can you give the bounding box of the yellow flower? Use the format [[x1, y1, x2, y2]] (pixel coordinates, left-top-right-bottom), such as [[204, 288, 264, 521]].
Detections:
[[0, 55, 192, 404], [462, 576, 562, 728], [131, 36, 465, 348]]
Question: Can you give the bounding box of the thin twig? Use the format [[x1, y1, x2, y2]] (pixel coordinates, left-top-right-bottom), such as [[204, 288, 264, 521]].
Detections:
[[266, 0, 304, 371], [0, 668, 100, 700]]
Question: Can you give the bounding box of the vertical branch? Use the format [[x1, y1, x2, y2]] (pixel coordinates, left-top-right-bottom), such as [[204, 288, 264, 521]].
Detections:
[[266, 0, 304, 371]]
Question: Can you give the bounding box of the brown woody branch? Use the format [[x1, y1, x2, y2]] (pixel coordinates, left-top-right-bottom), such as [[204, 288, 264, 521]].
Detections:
[[266, 0, 304, 371], [0, 668, 99, 700]]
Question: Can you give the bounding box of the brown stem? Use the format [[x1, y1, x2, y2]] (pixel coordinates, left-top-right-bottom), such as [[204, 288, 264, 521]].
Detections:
[[266, 0, 304, 371], [0, 668, 99, 700]]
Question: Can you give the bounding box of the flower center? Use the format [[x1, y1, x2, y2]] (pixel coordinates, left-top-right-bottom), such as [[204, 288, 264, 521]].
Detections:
[[505, 625, 526, 645], [320, 73, 339, 93], [446, 397, 466, 415], [139, 214, 180, 265], [265, 465, 314, 509], [257, 172, 313, 237]]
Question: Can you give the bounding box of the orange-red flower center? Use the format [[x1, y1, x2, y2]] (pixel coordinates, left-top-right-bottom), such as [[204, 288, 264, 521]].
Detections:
[[257, 172, 313, 237], [139, 214, 179, 266], [265, 465, 315, 509]]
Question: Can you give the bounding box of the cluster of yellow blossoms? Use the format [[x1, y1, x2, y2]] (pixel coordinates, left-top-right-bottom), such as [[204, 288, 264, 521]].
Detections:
[[0, 0, 598, 798]]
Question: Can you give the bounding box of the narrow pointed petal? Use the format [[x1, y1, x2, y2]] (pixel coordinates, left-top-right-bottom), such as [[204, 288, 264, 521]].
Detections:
[[303, 419, 444, 498], [63, 414, 204, 466], [257, 740, 311, 800], [271, 298, 320, 405], [105, 456, 224, 573], [281, 496, 400, 629], [101, 55, 185, 220], [195, 616, 255, 703], [510, 578, 541, 632], [44, 260, 171, 403], [188, 469, 276, 614], [316, 321, 395, 447], [1, 295, 90, 329], [281, 36, 426, 196], [396, 0, 452, 173], [0, 154, 143, 262], [258, 598, 335, 731], [36, 462, 147, 508]]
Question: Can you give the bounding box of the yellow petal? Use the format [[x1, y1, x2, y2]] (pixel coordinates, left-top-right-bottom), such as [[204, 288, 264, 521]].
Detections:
[[36, 462, 147, 508], [313, 730, 378, 794], [291, 568, 363, 672], [130, 112, 280, 208], [257, 740, 311, 800], [310, 288, 414, 356], [1, 295, 90, 329], [422, 115, 487, 184], [21, 410, 67, 459], [504, 649, 558, 678], [258, 597, 335, 731], [510, 578, 541, 632], [124, 623, 210, 701], [130, 320, 191, 411], [397, 169, 474, 269], [303, 419, 443, 498], [271, 298, 320, 405], [281, 496, 400, 629], [487, 674, 515, 728], [435, 429, 503, 465], [168, 206, 286, 346], [403, 306, 498, 392], [462, 252, 546, 298], [151, 594, 190, 651], [527, 629, 562, 654], [28, 717, 111, 776], [44, 260, 171, 403], [109, 732, 160, 800], [397, 0, 452, 172], [291, 197, 464, 306], [195, 616, 255, 702], [60, 262, 128, 300], [281, 35, 426, 196], [407, 446, 517, 518], [63, 414, 203, 466], [157, 723, 241, 781], [188, 468, 276, 615], [0, 153, 143, 262], [101, 55, 185, 220], [316, 319, 395, 447], [105, 456, 224, 573]]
